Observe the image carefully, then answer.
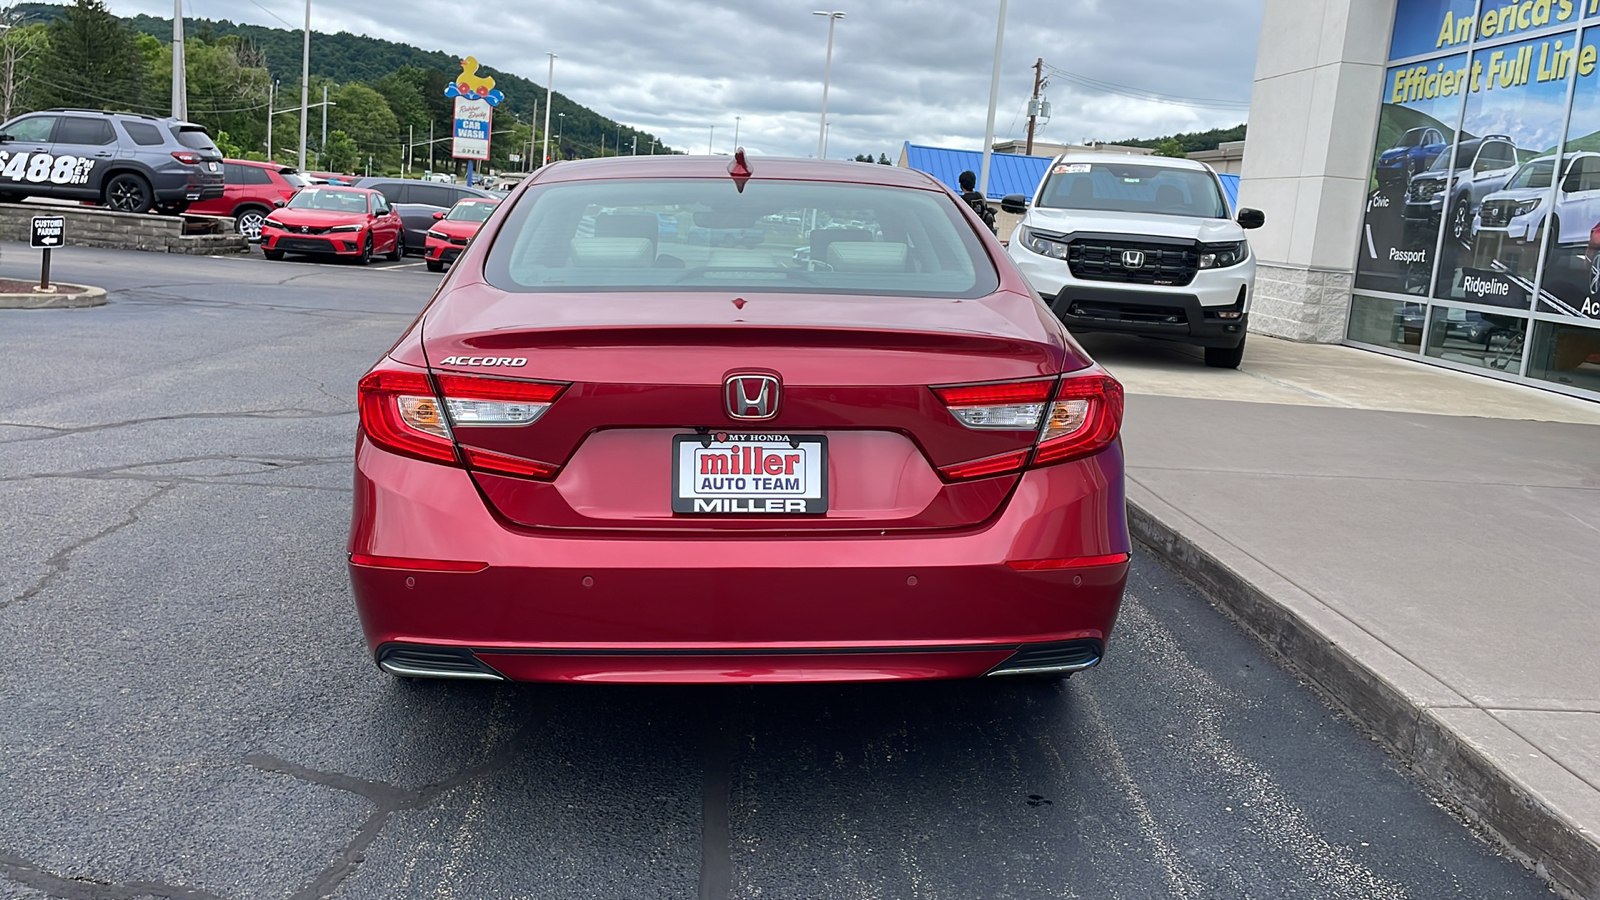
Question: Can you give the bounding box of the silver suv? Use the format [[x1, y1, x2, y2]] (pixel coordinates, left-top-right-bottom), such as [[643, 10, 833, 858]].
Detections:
[[0, 109, 224, 214]]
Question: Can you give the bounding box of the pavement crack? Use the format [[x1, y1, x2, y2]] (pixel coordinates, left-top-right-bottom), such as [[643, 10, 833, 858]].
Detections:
[[3, 484, 175, 613], [0, 849, 224, 900], [1, 453, 349, 482], [0, 410, 351, 445], [247, 711, 543, 900]]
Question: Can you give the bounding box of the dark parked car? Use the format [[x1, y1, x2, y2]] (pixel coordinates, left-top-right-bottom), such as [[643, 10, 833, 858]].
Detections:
[[350, 177, 497, 253], [0, 108, 223, 214], [1376, 126, 1447, 186]]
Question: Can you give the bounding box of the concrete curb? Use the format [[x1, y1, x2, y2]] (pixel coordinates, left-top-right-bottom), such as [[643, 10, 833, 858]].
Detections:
[[1126, 484, 1600, 900], [0, 284, 107, 309]]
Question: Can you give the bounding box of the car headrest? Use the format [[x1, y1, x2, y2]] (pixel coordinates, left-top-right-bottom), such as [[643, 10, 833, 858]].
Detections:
[[825, 242, 909, 273], [595, 212, 659, 246], [569, 237, 655, 268], [810, 228, 874, 258]]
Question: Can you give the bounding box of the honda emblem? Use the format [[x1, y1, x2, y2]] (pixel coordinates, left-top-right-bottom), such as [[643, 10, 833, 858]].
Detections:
[[1121, 250, 1145, 269], [725, 374, 780, 420]]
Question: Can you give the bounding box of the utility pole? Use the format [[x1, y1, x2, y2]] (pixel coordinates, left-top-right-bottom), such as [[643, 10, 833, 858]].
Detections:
[[171, 0, 186, 120], [632, 135, 637, 155], [708, 124, 714, 155], [298, 0, 310, 171], [1025, 57, 1043, 156], [819, 12, 844, 158], [733, 115, 741, 150], [978, 0, 1009, 196], [320, 82, 328, 168], [266, 80, 276, 160], [542, 52, 556, 166], [406, 124, 412, 175]]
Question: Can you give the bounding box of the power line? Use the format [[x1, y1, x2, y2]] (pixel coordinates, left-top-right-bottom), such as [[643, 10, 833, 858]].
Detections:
[[1042, 64, 1251, 111]]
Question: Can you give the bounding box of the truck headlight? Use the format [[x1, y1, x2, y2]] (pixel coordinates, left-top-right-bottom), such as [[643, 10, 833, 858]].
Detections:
[[1511, 198, 1542, 218], [1020, 227, 1069, 260], [1198, 241, 1247, 269]]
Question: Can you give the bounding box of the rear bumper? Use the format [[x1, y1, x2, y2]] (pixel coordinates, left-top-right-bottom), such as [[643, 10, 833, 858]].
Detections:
[[348, 440, 1130, 683]]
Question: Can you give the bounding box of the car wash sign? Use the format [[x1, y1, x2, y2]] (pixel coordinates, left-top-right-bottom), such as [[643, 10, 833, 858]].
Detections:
[[446, 56, 504, 162]]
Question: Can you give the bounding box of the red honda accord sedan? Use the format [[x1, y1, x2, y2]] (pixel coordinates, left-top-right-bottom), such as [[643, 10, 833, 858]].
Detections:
[[424, 197, 501, 272], [348, 153, 1129, 684]]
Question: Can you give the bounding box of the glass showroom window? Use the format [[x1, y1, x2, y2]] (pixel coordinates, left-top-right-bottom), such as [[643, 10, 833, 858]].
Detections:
[[1349, 0, 1600, 400]]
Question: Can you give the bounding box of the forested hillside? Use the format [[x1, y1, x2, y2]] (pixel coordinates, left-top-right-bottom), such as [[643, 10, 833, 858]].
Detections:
[[2, 0, 671, 175]]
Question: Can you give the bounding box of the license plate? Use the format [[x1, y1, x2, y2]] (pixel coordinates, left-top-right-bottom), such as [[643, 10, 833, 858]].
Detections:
[[673, 433, 827, 514]]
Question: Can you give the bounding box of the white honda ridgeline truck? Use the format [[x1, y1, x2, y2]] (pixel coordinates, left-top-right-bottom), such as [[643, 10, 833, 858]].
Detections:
[[1002, 153, 1265, 369]]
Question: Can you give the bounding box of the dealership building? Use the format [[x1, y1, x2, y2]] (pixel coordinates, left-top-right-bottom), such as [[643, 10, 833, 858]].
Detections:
[[1240, 0, 1600, 398]]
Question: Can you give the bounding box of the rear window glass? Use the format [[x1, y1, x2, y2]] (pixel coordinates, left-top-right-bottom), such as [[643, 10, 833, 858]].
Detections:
[[407, 184, 455, 207], [122, 121, 164, 146], [484, 178, 994, 298], [282, 171, 311, 188], [171, 125, 217, 151]]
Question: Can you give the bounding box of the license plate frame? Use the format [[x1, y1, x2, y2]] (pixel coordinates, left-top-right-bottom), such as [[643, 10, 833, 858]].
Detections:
[[672, 432, 828, 515]]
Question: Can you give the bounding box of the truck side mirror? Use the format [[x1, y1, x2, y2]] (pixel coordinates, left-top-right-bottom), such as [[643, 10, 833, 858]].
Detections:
[[1237, 208, 1265, 229], [1000, 194, 1028, 214]]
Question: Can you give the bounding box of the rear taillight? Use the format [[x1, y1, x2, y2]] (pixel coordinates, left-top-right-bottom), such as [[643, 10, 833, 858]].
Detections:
[[356, 364, 568, 479], [932, 379, 1053, 429], [934, 373, 1124, 481], [1034, 375, 1123, 466], [435, 373, 565, 425], [358, 368, 456, 464], [171, 151, 202, 165]]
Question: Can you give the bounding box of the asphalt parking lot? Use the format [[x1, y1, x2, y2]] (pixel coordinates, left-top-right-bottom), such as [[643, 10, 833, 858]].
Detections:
[[0, 245, 1557, 899]]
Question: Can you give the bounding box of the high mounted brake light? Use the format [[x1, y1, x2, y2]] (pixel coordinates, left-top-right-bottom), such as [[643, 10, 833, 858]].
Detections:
[[933, 373, 1124, 481], [357, 364, 568, 479]]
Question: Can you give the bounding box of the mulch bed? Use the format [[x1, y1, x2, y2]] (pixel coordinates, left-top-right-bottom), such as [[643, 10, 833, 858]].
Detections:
[[0, 278, 75, 294]]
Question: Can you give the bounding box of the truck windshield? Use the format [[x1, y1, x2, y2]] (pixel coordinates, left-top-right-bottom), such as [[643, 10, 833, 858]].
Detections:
[[1035, 162, 1228, 219], [1505, 158, 1555, 191], [483, 178, 995, 298]]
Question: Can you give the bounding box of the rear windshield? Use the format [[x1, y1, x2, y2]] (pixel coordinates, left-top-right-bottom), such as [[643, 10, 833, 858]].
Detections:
[[1036, 162, 1228, 219], [171, 125, 218, 151], [484, 178, 994, 297], [286, 189, 368, 213], [447, 200, 499, 222], [282, 171, 311, 189]]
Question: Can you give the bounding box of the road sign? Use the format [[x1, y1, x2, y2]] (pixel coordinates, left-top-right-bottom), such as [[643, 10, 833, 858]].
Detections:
[[30, 215, 64, 249]]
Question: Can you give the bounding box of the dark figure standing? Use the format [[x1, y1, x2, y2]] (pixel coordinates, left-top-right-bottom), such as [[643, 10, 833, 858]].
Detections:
[[958, 170, 998, 234]]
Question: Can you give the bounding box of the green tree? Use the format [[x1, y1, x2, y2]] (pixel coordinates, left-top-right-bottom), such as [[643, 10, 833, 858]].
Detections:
[[0, 16, 50, 120], [323, 128, 357, 173], [1152, 138, 1187, 158], [327, 81, 399, 169], [42, 0, 149, 112], [877, 153, 891, 165]]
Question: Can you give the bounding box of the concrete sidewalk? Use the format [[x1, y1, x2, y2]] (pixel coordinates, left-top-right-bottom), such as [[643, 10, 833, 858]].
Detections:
[[1081, 333, 1600, 899]]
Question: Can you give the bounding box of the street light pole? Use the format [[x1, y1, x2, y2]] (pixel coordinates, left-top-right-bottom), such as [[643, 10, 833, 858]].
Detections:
[[298, 0, 310, 171], [813, 11, 844, 159], [171, 0, 186, 120], [733, 115, 740, 150], [541, 52, 556, 166], [708, 124, 714, 155], [978, 0, 1009, 196]]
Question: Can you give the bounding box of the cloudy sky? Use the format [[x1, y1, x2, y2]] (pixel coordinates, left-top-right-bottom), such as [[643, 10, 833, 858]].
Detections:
[[108, 0, 1263, 158]]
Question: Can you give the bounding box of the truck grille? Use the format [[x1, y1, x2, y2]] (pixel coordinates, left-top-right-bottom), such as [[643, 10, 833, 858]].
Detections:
[[1067, 239, 1199, 286], [1477, 199, 1516, 228]]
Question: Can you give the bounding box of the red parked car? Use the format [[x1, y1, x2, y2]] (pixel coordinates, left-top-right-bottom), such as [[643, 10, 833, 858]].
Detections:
[[259, 186, 403, 264], [187, 159, 309, 241], [349, 154, 1129, 684], [424, 197, 501, 272]]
